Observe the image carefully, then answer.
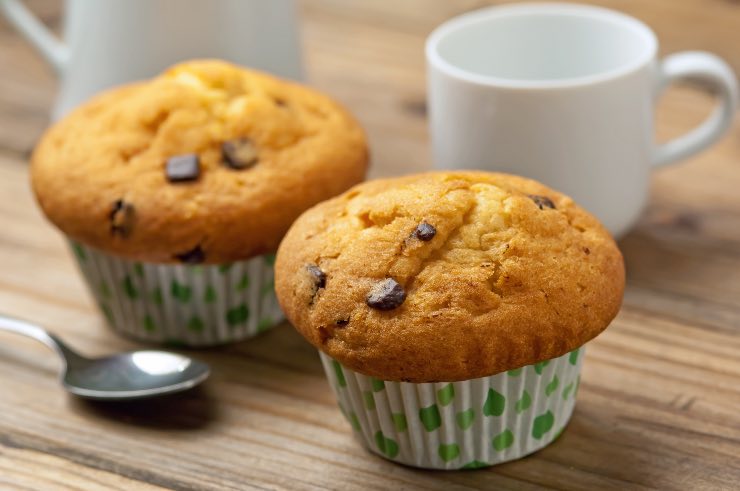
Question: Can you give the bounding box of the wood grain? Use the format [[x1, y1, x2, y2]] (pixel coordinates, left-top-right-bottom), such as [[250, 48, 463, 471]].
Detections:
[[1, 0, 740, 489]]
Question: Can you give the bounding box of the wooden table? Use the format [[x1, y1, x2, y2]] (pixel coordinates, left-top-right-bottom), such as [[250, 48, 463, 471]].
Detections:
[[2, 1, 740, 489]]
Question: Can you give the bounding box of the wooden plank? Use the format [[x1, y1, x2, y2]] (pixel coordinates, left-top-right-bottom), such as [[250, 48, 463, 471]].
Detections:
[[0, 445, 167, 491]]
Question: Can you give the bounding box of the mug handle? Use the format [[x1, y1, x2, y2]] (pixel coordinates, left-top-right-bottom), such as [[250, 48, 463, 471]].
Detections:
[[0, 0, 68, 72], [653, 52, 738, 167]]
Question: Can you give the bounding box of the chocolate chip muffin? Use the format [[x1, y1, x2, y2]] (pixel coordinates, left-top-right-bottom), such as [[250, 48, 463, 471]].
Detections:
[[32, 59, 368, 264], [31, 59, 369, 346], [275, 171, 623, 469]]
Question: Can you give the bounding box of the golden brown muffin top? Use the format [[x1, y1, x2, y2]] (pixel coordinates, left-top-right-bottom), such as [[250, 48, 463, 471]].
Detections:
[[275, 172, 624, 382], [31, 60, 368, 263]]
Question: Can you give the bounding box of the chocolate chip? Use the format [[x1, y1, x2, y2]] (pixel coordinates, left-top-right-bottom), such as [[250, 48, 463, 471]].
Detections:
[[222, 138, 259, 170], [318, 326, 330, 343], [335, 318, 349, 326], [306, 264, 326, 290], [273, 98, 287, 107], [583, 247, 591, 255], [528, 195, 556, 210], [110, 199, 134, 237], [412, 222, 436, 241], [174, 245, 205, 264], [366, 278, 406, 310], [166, 154, 200, 182]]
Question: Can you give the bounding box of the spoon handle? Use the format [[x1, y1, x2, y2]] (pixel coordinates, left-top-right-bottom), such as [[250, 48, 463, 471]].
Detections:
[[0, 314, 83, 363]]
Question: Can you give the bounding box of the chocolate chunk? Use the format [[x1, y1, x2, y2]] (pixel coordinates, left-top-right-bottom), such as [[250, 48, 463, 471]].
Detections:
[[110, 199, 134, 237], [174, 245, 205, 264], [317, 326, 330, 343], [222, 138, 259, 170], [166, 154, 200, 182], [412, 222, 436, 241], [306, 264, 326, 290], [366, 278, 406, 310], [528, 195, 556, 210]]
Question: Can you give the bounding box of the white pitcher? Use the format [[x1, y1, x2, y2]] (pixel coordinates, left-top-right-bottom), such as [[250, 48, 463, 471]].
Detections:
[[0, 0, 304, 120]]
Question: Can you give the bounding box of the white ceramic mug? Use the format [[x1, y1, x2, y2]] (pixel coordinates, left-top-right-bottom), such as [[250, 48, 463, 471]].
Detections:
[[426, 3, 738, 237], [0, 0, 303, 120]]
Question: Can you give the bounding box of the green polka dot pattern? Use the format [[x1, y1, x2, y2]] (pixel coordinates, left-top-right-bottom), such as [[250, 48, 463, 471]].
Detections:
[[69, 241, 283, 346], [319, 348, 584, 470]]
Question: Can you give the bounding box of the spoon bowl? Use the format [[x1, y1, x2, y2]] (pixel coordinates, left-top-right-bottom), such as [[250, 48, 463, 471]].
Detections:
[[62, 350, 211, 400], [0, 315, 210, 400]]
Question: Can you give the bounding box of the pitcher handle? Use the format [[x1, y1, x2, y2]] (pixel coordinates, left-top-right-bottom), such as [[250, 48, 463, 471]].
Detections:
[[0, 0, 68, 73]]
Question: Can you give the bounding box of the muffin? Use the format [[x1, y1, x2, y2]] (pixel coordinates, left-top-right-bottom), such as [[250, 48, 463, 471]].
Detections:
[[32, 59, 368, 346], [275, 171, 624, 469]]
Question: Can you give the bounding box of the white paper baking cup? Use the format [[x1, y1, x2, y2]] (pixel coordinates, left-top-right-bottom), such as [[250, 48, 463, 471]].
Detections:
[[69, 241, 283, 347], [320, 348, 584, 469]]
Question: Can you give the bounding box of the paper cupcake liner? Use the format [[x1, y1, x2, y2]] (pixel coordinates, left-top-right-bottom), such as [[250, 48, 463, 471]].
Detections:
[[320, 348, 584, 470], [69, 241, 283, 347]]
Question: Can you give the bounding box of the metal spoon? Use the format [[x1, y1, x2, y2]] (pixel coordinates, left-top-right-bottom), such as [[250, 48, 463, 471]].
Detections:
[[0, 314, 210, 400]]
